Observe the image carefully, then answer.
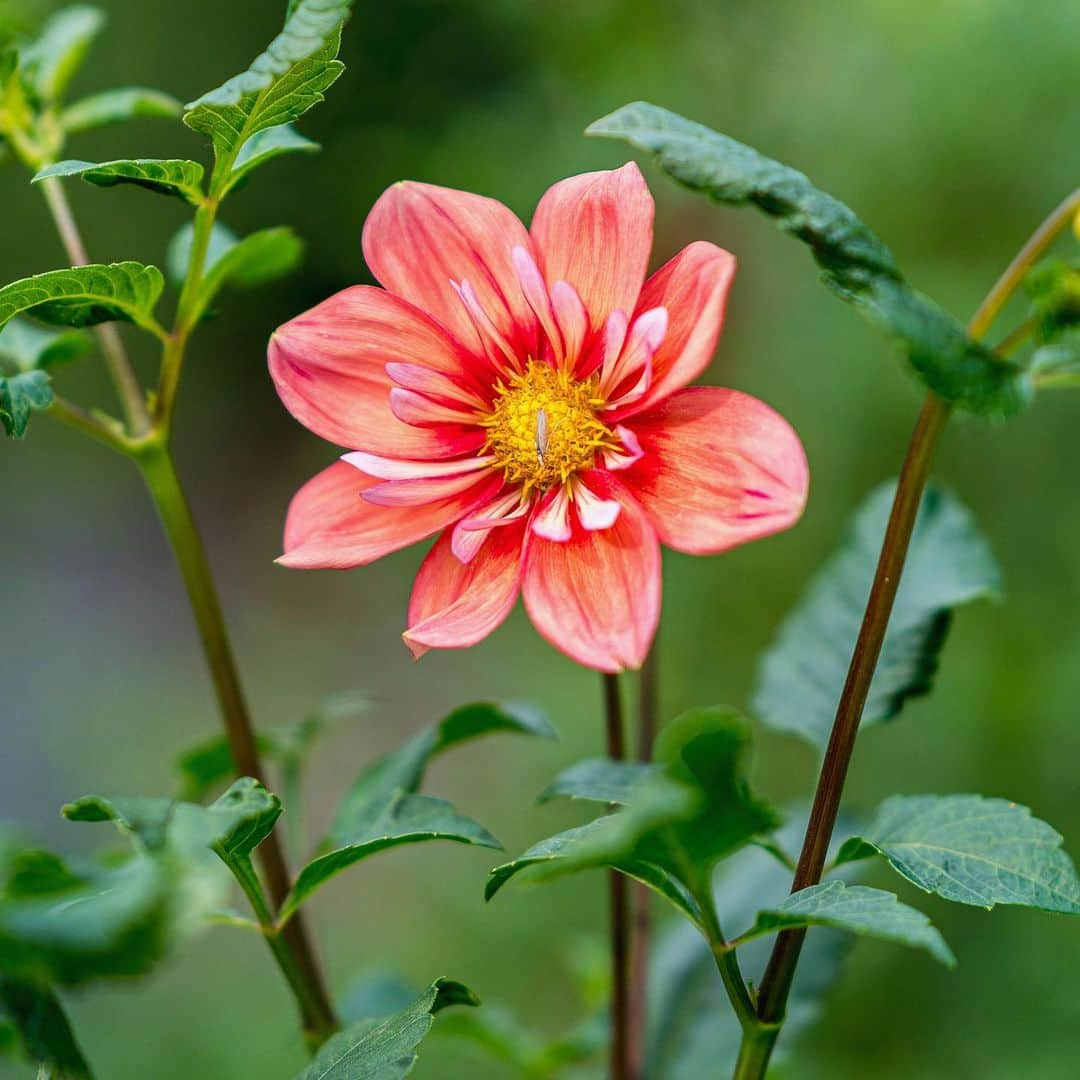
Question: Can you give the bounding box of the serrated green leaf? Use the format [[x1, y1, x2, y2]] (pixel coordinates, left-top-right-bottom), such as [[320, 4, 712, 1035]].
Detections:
[[20, 5, 104, 102], [0, 263, 165, 336], [281, 794, 499, 924], [587, 102, 1031, 417], [538, 758, 660, 805], [59, 86, 181, 135], [0, 317, 90, 372], [735, 880, 954, 966], [295, 978, 477, 1080], [34, 158, 205, 204], [328, 701, 554, 849], [226, 123, 320, 192], [836, 794, 1080, 913], [0, 369, 51, 437], [184, 0, 352, 169], [0, 978, 93, 1078], [754, 482, 1001, 749]]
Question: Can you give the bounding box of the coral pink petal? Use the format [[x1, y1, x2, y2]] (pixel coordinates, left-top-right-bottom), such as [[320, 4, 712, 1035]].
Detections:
[[613, 242, 737, 419], [385, 362, 487, 408], [531, 163, 654, 331], [269, 286, 484, 457], [621, 387, 809, 555], [279, 462, 500, 569], [341, 451, 492, 480], [452, 490, 529, 563], [603, 424, 644, 471], [551, 281, 588, 366], [389, 387, 480, 427], [572, 473, 621, 531], [363, 181, 538, 355], [531, 486, 572, 542], [522, 475, 660, 673], [404, 518, 527, 658], [362, 470, 497, 508]]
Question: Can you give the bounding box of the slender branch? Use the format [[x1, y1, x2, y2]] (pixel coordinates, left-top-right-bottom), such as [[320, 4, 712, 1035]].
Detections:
[[37, 176, 152, 436], [602, 672, 631, 1080], [46, 395, 130, 453], [739, 187, 1080, 1080]]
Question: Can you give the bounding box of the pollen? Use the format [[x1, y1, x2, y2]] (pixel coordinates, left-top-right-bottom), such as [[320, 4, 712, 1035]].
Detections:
[[481, 360, 616, 492]]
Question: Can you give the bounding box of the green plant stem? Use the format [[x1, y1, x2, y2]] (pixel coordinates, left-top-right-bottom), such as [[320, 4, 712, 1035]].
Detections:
[[602, 672, 631, 1080], [698, 889, 757, 1032], [136, 444, 338, 1047], [739, 187, 1080, 1080], [38, 176, 151, 436]]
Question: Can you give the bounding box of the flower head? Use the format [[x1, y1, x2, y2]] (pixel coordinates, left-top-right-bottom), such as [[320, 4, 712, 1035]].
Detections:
[[269, 163, 809, 672]]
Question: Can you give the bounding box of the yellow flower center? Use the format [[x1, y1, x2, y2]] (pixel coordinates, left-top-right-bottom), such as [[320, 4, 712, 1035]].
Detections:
[[481, 360, 615, 492]]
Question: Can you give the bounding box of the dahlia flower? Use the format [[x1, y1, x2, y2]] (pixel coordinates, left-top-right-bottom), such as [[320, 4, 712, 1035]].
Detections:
[[269, 163, 808, 672]]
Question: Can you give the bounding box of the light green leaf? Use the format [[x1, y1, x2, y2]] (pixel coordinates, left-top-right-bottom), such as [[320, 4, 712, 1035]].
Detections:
[[281, 794, 500, 924], [202, 778, 283, 866], [0, 978, 93, 1078], [0, 318, 90, 372], [836, 794, 1080, 913], [0, 263, 165, 336], [227, 123, 320, 192], [587, 102, 1031, 417], [59, 86, 182, 134], [736, 880, 954, 966], [295, 978, 477, 1080], [184, 0, 352, 168], [754, 482, 1001, 749], [34, 158, 205, 204], [19, 5, 104, 102], [328, 701, 554, 849], [62, 795, 175, 853], [538, 758, 660, 806], [0, 369, 51, 437]]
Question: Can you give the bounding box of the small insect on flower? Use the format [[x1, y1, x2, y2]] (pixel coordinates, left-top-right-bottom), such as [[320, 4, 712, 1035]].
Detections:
[[270, 163, 810, 672]]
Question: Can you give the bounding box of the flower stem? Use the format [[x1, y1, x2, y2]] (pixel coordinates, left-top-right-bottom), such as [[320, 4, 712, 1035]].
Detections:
[[38, 176, 151, 436], [738, 187, 1080, 1080], [136, 444, 338, 1047], [602, 672, 631, 1079]]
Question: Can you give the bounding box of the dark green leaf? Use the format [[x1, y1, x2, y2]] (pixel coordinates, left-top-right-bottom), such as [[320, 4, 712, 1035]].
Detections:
[[587, 102, 1031, 416], [184, 0, 352, 166], [0, 263, 164, 335], [754, 482, 1001, 749], [0, 978, 92, 1078], [0, 369, 51, 437], [538, 758, 660, 805], [736, 881, 955, 966], [836, 794, 1080, 913], [0, 318, 90, 372], [227, 123, 320, 192], [34, 158, 205, 204], [295, 977, 478, 1080], [20, 5, 104, 102], [1025, 257, 1080, 344], [281, 794, 499, 924], [328, 701, 554, 849], [59, 86, 182, 134]]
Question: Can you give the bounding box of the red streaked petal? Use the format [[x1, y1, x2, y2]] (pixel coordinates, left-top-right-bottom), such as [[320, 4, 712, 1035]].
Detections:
[[531, 162, 654, 330], [532, 486, 572, 542], [621, 386, 808, 555], [451, 489, 529, 563], [599, 306, 667, 399], [614, 242, 737, 419], [404, 519, 527, 658], [551, 281, 588, 368], [603, 424, 645, 471], [279, 462, 498, 569], [269, 285, 483, 457], [572, 473, 621, 531], [363, 180, 538, 354], [389, 387, 480, 427], [512, 246, 562, 363], [385, 362, 487, 408], [362, 469, 498, 507], [522, 476, 660, 672], [341, 451, 492, 480]]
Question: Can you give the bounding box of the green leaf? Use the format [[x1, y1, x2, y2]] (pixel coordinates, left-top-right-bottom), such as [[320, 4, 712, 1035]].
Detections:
[[0, 978, 93, 1078], [328, 701, 554, 849], [1031, 328, 1080, 387], [202, 778, 283, 868], [184, 0, 352, 168], [587, 102, 1031, 417], [754, 482, 1001, 749], [295, 977, 477, 1080], [62, 795, 175, 853], [0, 263, 165, 336], [538, 758, 660, 805], [0, 369, 51, 437], [59, 86, 182, 135], [1025, 257, 1080, 344], [836, 794, 1080, 913], [281, 794, 499, 924], [735, 880, 955, 966], [0, 317, 90, 373], [34, 158, 205, 204], [20, 5, 104, 102], [226, 123, 320, 192]]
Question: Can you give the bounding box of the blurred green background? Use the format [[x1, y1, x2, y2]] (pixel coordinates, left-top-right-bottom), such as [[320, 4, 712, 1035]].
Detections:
[[2, 0, 1079, 1076]]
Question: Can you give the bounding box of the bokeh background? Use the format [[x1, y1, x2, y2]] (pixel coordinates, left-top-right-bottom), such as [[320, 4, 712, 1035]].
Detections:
[[2, 0, 1079, 1076]]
